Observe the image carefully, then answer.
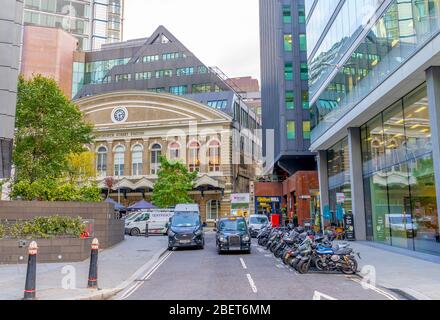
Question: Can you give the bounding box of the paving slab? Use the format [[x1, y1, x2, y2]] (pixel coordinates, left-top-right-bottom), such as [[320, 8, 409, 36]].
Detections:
[[0, 235, 168, 300], [348, 241, 440, 300]]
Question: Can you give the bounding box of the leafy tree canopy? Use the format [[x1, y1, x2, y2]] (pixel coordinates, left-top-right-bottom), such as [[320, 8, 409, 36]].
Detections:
[[13, 75, 93, 183], [152, 156, 197, 208], [65, 151, 96, 183]]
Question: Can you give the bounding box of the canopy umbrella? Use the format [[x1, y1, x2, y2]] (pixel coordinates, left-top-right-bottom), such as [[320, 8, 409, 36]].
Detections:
[[128, 199, 157, 210], [105, 197, 126, 211]]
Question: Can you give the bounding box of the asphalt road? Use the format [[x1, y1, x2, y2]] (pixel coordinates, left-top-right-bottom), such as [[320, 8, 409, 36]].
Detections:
[[117, 232, 400, 300]]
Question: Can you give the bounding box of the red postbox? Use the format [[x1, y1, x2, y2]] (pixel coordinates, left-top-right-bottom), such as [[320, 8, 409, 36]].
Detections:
[[270, 214, 280, 227]]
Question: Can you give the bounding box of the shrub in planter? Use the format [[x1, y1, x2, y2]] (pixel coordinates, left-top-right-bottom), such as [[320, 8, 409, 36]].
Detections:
[[5, 216, 85, 239]]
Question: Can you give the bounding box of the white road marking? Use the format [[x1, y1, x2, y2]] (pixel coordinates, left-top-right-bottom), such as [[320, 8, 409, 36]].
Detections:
[[276, 264, 286, 269], [264, 254, 272, 257], [239, 258, 248, 270], [313, 291, 338, 300], [246, 274, 258, 293], [257, 247, 265, 253], [119, 251, 173, 300], [350, 277, 398, 300]]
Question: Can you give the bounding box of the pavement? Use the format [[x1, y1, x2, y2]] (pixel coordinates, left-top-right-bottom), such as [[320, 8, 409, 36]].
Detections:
[[116, 232, 400, 300], [0, 235, 168, 300], [348, 241, 440, 300]]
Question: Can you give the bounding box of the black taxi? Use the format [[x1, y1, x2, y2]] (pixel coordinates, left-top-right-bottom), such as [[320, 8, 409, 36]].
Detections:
[[215, 217, 251, 254]]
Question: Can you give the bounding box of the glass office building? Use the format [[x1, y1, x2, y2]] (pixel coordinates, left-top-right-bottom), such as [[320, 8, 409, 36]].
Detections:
[[307, 0, 440, 255], [23, 0, 123, 50], [259, 0, 316, 176]]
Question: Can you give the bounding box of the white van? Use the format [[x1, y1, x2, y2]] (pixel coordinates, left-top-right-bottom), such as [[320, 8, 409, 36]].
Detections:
[[125, 209, 174, 236]]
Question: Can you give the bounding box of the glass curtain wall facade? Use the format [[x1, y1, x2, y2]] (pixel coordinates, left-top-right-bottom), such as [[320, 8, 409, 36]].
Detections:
[[327, 138, 352, 226], [23, 0, 124, 50], [361, 85, 439, 254], [309, 0, 440, 141]]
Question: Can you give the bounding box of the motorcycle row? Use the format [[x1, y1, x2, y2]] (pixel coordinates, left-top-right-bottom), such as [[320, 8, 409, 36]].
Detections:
[[256, 224, 360, 275]]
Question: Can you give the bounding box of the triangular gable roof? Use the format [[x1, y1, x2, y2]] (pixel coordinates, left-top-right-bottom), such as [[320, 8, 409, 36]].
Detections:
[[127, 25, 203, 66]]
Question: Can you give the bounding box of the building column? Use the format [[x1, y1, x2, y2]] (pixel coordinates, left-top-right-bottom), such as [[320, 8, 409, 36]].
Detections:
[[426, 67, 440, 237], [348, 127, 366, 241], [124, 140, 131, 177], [107, 140, 114, 177], [143, 139, 149, 175], [0, 0, 23, 179], [317, 150, 329, 232]]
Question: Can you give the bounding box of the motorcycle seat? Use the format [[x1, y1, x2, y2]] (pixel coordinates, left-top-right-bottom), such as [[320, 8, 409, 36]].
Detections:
[[334, 247, 353, 255]]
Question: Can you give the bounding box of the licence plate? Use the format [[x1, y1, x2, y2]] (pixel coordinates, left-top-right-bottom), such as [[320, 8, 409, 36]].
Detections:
[[180, 240, 191, 244], [229, 246, 241, 251]]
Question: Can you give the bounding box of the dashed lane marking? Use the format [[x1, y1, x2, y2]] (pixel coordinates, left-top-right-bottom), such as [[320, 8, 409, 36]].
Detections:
[[239, 258, 248, 270], [246, 274, 258, 293]]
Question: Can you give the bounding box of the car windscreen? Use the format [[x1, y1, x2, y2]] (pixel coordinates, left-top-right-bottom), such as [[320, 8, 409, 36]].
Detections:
[[171, 214, 199, 227], [249, 216, 268, 224], [219, 219, 247, 232]]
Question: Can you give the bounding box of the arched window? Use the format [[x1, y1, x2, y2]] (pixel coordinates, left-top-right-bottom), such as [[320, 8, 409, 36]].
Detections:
[[188, 141, 200, 172], [97, 146, 107, 176], [206, 200, 220, 221], [169, 142, 180, 161], [150, 143, 162, 175], [132, 145, 143, 176], [114, 145, 125, 176], [208, 140, 220, 172]]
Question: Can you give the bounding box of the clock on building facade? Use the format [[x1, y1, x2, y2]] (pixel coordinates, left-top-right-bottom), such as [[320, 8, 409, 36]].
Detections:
[[111, 107, 128, 123]]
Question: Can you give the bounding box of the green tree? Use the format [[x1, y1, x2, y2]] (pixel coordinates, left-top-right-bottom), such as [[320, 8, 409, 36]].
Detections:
[[152, 156, 197, 208], [14, 75, 93, 183]]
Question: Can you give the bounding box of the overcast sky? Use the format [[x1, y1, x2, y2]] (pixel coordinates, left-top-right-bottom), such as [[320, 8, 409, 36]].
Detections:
[[123, 0, 261, 82]]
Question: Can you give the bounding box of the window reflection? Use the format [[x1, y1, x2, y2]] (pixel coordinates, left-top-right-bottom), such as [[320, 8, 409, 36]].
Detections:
[[362, 85, 440, 254]]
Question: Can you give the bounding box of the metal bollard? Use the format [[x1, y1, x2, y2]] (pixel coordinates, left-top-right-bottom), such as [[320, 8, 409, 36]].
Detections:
[[24, 241, 38, 300], [145, 222, 149, 238], [87, 238, 99, 289]]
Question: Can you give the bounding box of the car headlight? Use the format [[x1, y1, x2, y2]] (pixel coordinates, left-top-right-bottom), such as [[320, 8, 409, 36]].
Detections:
[[219, 236, 227, 243], [243, 235, 250, 242]]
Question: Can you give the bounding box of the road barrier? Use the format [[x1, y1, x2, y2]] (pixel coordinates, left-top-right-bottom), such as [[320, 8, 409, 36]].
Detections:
[[24, 241, 38, 300], [87, 238, 99, 289]]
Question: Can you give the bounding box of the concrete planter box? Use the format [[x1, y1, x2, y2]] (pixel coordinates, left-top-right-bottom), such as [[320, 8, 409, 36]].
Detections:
[[0, 201, 124, 251], [0, 237, 92, 264]]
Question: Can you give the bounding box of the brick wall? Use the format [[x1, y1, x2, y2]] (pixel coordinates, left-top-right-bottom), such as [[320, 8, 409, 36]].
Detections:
[[0, 238, 92, 264]]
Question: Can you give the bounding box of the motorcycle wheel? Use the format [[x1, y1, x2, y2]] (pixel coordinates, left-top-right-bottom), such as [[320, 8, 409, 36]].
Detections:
[[297, 260, 310, 274], [286, 256, 294, 267], [314, 259, 325, 271], [274, 247, 283, 259], [341, 257, 358, 275], [270, 243, 277, 253], [290, 258, 300, 269]]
